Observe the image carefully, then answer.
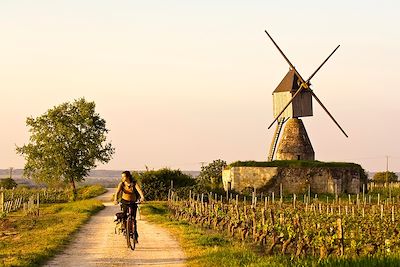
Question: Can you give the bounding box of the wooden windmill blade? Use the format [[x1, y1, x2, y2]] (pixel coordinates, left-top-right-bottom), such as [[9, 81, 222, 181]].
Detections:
[[310, 91, 349, 137], [264, 30, 308, 83], [307, 45, 340, 82]]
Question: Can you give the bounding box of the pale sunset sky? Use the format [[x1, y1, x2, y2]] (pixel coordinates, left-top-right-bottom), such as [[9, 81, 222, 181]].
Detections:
[[0, 0, 399, 172]]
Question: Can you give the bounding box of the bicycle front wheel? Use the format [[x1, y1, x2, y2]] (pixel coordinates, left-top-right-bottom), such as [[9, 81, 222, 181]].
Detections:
[[126, 218, 136, 250]]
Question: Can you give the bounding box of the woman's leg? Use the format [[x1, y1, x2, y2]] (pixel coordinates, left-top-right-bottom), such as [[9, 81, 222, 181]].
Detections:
[[121, 200, 128, 229], [131, 203, 138, 240]]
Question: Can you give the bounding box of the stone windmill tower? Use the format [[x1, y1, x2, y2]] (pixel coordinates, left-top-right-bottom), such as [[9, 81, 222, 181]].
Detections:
[[265, 30, 348, 161]]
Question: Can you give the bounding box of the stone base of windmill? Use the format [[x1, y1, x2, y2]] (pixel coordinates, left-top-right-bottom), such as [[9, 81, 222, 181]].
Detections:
[[222, 163, 366, 195], [222, 118, 366, 195]]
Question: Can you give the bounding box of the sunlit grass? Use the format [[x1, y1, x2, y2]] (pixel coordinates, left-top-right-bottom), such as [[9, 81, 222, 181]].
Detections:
[[0, 200, 104, 267]]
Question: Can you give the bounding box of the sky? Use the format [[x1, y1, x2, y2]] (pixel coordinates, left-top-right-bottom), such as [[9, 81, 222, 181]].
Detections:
[[0, 0, 399, 172]]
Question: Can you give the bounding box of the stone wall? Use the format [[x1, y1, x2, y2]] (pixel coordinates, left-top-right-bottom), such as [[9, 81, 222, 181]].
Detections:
[[222, 166, 366, 194]]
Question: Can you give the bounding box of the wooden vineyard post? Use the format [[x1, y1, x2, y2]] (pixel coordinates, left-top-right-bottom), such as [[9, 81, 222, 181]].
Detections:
[[335, 183, 338, 203], [252, 207, 257, 240], [293, 194, 296, 209], [280, 183, 283, 204], [392, 206, 395, 223], [264, 197, 267, 209], [261, 207, 265, 226], [0, 191, 4, 213], [337, 218, 344, 256], [272, 192, 275, 204], [362, 184, 365, 202], [356, 194, 360, 207]]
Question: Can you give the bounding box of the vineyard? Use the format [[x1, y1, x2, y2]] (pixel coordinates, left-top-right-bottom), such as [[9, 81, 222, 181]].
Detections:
[[168, 184, 400, 260], [0, 185, 105, 216]]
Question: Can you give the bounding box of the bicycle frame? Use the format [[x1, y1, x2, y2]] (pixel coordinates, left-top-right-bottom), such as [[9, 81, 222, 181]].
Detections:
[[119, 201, 140, 250]]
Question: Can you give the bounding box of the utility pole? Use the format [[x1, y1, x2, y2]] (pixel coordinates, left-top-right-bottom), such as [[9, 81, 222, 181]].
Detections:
[[386, 156, 389, 183]]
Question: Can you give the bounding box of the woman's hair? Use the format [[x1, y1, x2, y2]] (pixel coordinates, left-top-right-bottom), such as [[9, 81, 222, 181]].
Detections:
[[122, 171, 133, 183]]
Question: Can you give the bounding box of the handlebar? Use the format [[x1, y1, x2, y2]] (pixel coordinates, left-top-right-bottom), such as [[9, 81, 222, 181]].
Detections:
[[117, 200, 142, 206]]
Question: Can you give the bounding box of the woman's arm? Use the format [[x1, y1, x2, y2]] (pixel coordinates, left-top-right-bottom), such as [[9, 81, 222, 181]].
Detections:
[[114, 182, 123, 203], [135, 183, 145, 201]]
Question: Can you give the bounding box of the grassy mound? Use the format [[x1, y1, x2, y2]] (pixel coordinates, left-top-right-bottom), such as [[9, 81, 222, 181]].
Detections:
[[228, 160, 363, 169]]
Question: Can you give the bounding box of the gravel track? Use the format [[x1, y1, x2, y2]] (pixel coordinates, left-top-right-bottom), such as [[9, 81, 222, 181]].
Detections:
[[44, 189, 186, 267]]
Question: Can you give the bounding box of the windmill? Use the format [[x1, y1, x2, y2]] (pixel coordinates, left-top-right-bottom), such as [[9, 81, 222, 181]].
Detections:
[[265, 30, 348, 161]]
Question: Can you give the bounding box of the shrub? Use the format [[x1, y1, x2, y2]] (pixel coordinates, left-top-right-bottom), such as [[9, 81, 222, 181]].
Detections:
[[138, 168, 196, 201], [373, 171, 398, 183], [0, 178, 18, 189]]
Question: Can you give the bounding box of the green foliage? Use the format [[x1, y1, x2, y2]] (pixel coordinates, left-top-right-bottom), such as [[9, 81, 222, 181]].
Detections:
[[16, 98, 115, 199], [138, 168, 196, 201], [373, 171, 398, 183], [229, 160, 364, 169], [0, 178, 18, 189], [198, 159, 227, 189]]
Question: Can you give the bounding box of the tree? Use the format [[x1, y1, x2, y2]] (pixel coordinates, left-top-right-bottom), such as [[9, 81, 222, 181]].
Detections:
[[0, 178, 18, 189], [198, 159, 227, 189], [16, 98, 114, 199], [373, 171, 398, 183]]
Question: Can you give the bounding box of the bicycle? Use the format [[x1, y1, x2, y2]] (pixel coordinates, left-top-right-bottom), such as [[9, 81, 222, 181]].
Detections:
[[116, 201, 140, 250]]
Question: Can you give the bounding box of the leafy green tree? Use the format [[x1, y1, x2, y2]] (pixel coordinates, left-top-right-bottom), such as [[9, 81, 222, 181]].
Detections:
[[0, 178, 18, 189], [16, 98, 114, 199], [373, 171, 398, 183], [198, 159, 227, 189]]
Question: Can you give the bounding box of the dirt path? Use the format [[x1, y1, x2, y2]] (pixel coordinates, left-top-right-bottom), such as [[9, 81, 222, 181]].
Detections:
[[44, 189, 186, 267]]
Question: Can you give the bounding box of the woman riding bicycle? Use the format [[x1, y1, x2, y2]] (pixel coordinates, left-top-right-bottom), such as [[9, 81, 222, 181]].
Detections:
[[114, 171, 145, 241]]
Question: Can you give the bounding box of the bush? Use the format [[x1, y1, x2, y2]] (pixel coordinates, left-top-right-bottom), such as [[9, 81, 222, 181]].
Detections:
[[0, 178, 18, 189], [373, 171, 398, 183], [198, 159, 227, 189], [138, 168, 196, 201]]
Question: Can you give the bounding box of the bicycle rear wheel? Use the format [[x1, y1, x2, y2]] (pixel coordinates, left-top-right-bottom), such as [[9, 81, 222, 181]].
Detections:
[[126, 218, 136, 250]]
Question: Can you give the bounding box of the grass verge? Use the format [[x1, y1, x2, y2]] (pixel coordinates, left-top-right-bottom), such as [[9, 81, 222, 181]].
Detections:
[[0, 199, 104, 267], [76, 184, 107, 200], [141, 202, 400, 267]]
